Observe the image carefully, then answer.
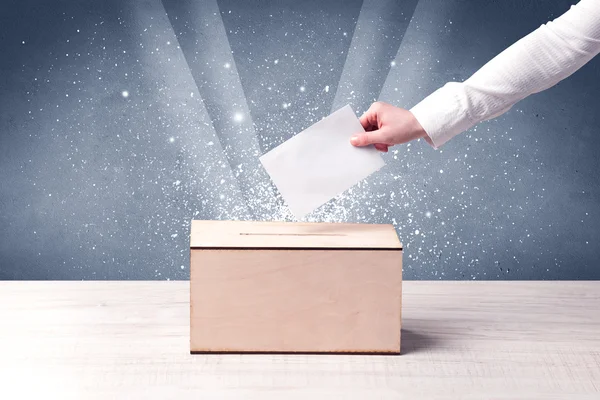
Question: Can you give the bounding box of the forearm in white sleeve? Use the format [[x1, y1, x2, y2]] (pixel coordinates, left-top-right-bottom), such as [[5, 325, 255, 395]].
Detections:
[[410, 0, 600, 149]]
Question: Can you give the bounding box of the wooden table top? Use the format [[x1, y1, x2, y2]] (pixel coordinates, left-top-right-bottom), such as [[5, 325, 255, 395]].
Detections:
[[1, 281, 599, 399]]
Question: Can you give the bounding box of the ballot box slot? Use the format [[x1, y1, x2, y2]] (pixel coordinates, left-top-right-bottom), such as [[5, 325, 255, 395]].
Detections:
[[238, 233, 347, 237]]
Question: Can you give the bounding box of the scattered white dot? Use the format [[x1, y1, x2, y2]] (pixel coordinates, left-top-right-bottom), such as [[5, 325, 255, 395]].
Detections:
[[224, 62, 231, 69], [325, 85, 329, 93], [439, 169, 444, 173], [415, 229, 420, 235], [121, 90, 129, 98], [169, 137, 175, 143], [425, 211, 432, 218], [190, 92, 194, 98], [390, 60, 396, 67], [274, 59, 279, 64], [180, 265, 185, 270], [233, 112, 244, 122], [282, 103, 290, 109], [22, 41, 25, 45], [299, 86, 305, 92], [219, 194, 225, 200], [167, 41, 171, 45]]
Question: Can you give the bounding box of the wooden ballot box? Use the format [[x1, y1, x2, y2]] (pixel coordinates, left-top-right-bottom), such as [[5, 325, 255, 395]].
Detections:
[[189, 220, 403, 354]]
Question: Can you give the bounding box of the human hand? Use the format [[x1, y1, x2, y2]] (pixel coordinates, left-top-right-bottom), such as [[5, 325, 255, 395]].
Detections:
[[350, 102, 428, 152]]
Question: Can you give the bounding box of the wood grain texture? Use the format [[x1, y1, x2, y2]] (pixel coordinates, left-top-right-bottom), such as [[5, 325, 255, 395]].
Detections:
[[190, 220, 402, 249], [1, 282, 600, 399], [190, 249, 402, 353]]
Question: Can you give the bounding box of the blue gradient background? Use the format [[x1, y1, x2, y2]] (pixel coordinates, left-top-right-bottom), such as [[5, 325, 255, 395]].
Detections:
[[1, 0, 599, 280]]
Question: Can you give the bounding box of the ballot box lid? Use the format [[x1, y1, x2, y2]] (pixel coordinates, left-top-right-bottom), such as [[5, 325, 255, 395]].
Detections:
[[190, 220, 402, 250]]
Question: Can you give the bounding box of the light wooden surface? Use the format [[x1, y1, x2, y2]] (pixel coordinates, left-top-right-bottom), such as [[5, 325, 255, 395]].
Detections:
[[190, 220, 402, 249], [1, 282, 599, 399], [190, 249, 402, 353]]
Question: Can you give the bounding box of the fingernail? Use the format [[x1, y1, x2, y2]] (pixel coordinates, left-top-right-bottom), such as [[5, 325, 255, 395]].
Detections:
[[350, 136, 359, 145]]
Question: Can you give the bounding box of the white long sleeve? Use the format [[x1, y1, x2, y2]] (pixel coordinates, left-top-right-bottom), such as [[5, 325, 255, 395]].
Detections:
[[410, 0, 600, 149]]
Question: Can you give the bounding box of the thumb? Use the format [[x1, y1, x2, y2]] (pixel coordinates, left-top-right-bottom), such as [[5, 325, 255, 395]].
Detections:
[[350, 130, 384, 147]]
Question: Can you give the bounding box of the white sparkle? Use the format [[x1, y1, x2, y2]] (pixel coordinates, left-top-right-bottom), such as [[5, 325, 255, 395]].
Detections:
[[299, 86, 305, 92], [121, 90, 129, 98], [274, 59, 279, 64], [325, 85, 329, 92], [169, 137, 175, 143], [390, 60, 396, 67], [224, 62, 231, 69], [439, 169, 444, 173], [167, 41, 171, 45], [415, 229, 420, 235], [233, 112, 244, 122], [219, 194, 225, 200], [425, 211, 432, 218], [282, 103, 290, 109]]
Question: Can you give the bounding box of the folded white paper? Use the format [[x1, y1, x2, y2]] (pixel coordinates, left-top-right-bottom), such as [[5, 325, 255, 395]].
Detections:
[[259, 105, 385, 219]]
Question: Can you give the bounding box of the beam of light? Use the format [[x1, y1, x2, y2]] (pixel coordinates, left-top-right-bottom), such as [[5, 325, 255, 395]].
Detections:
[[162, 0, 289, 221], [128, 0, 252, 221], [378, 0, 457, 109], [339, 0, 459, 233], [330, 0, 420, 115], [216, 0, 363, 155], [305, 0, 422, 225], [211, 0, 367, 222]]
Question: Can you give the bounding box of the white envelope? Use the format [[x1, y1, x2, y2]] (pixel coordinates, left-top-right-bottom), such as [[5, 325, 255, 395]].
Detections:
[[259, 105, 385, 219]]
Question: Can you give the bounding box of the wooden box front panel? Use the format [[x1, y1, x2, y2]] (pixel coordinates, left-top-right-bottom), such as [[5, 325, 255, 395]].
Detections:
[[190, 249, 402, 354]]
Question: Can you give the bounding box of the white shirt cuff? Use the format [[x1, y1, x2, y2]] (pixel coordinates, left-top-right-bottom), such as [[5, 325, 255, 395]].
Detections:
[[410, 82, 477, 149]]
